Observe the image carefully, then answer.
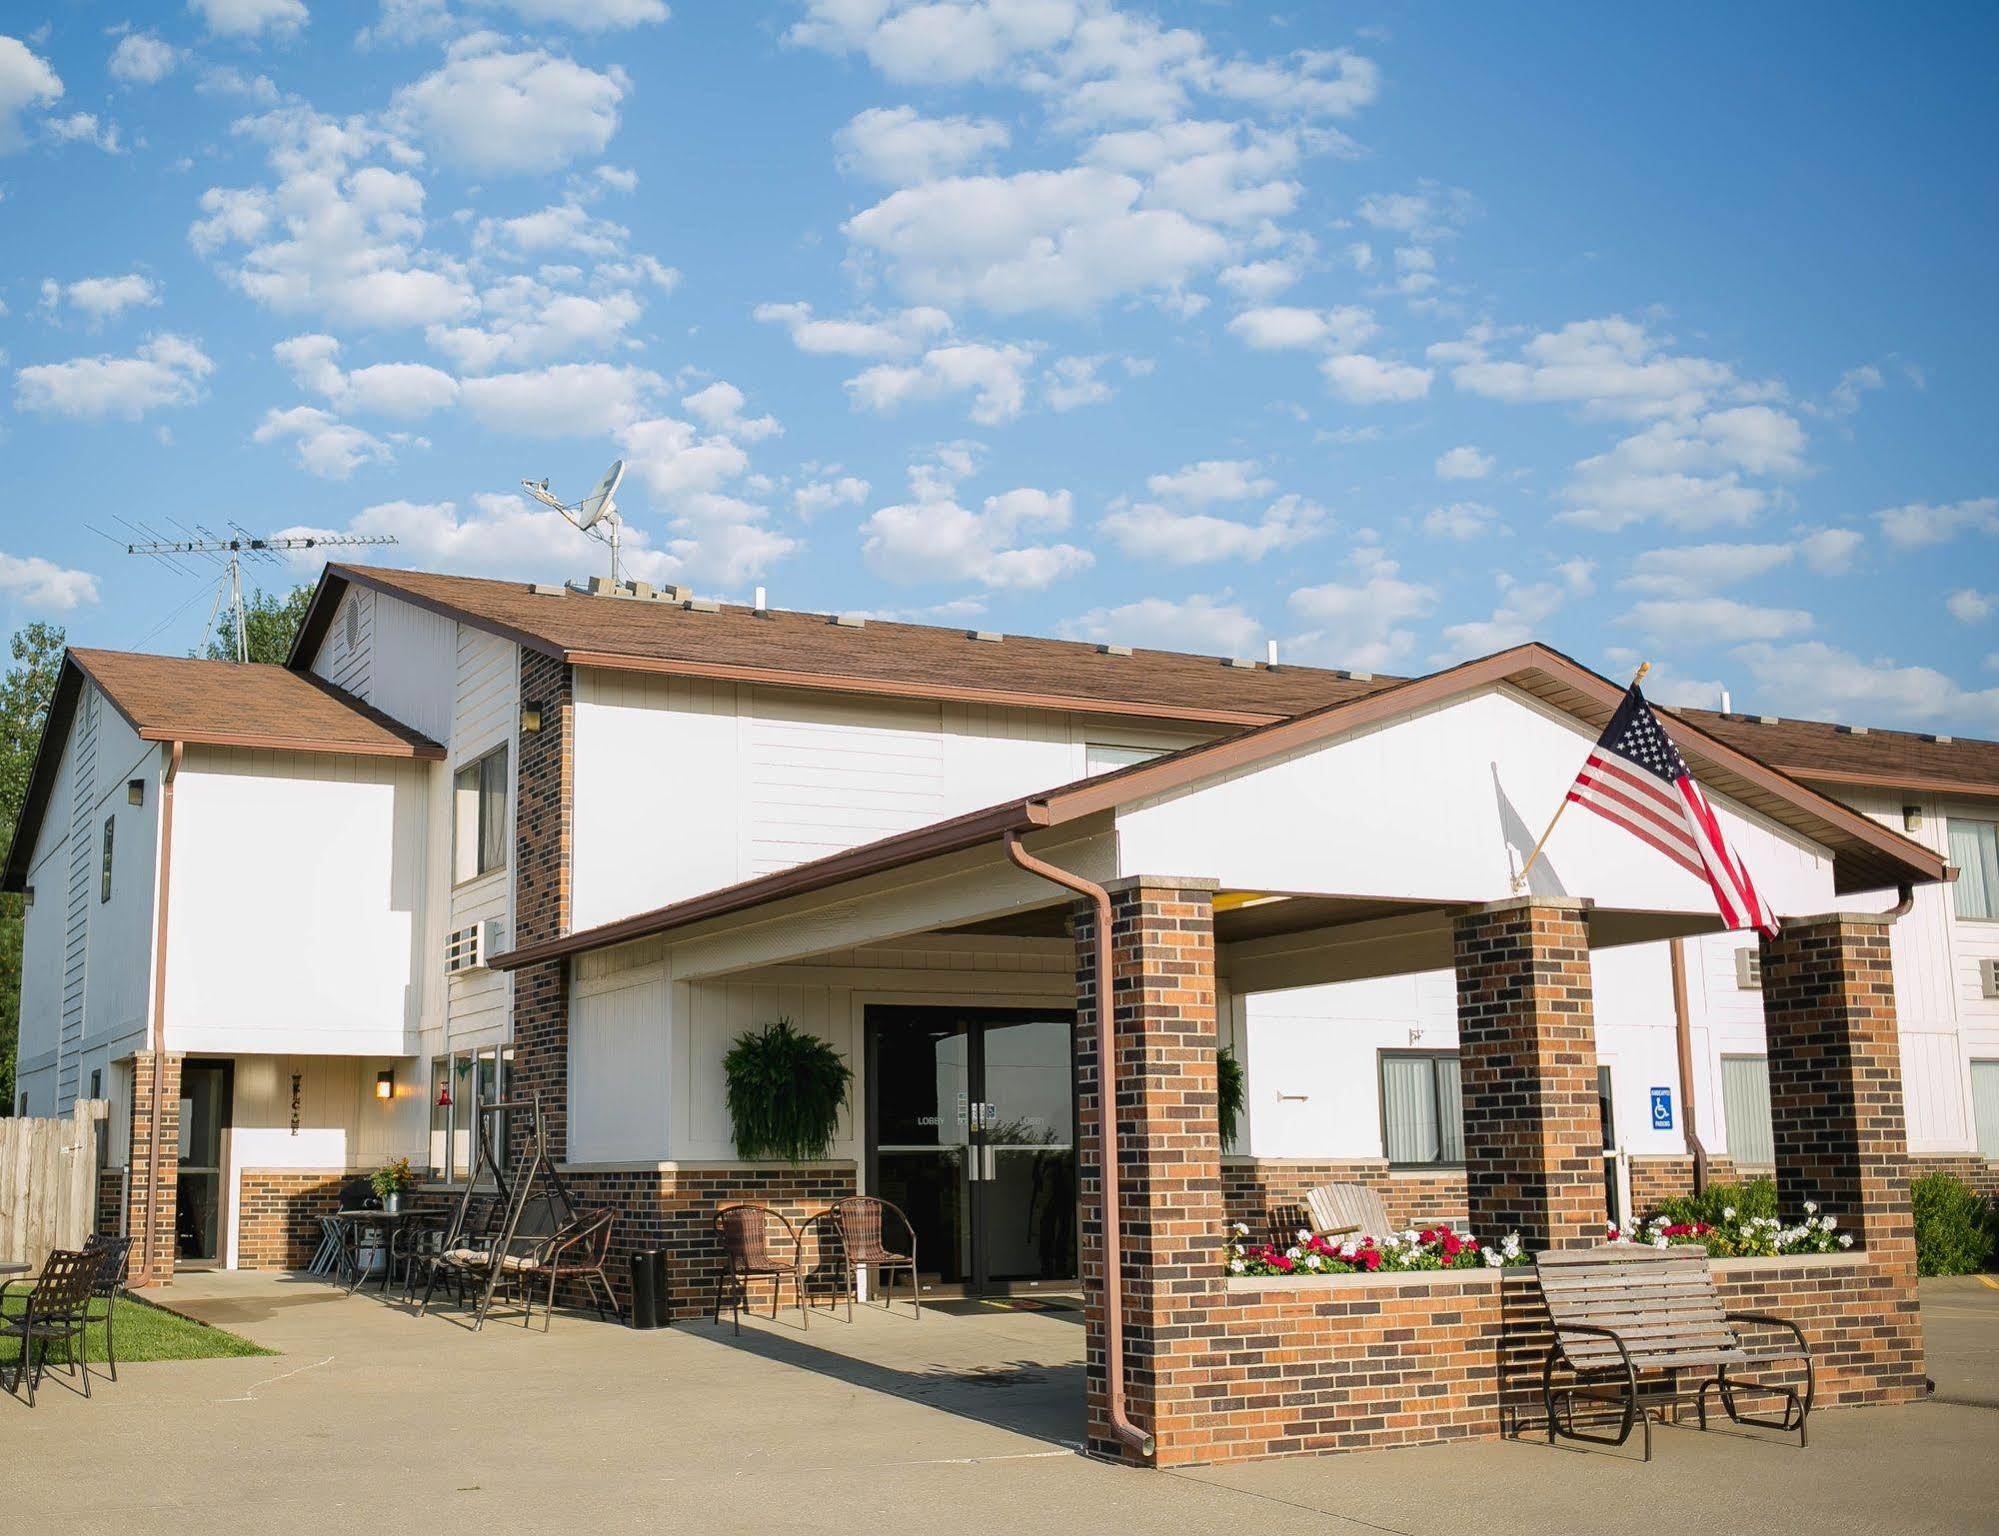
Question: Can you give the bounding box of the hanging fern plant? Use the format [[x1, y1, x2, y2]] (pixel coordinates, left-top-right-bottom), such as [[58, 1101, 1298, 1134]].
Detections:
[[1218, 1045, 1245, 1150], [723, 1018, 853, 1162]]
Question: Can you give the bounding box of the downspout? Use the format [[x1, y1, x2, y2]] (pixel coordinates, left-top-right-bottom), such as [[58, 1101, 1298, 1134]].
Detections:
[[1886, 883, 1916, 919], [1667, 937, 1710, 1196], [1001, 830, 1154, 1462], [142, 741, 182, 1285]]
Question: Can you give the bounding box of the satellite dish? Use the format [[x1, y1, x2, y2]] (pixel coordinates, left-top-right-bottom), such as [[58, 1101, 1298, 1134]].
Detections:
[[576, 459, 625, 531], [520, 477, 567, 513]]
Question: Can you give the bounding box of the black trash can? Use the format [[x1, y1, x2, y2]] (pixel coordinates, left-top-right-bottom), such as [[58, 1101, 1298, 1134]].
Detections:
[[629, 1252, 660, 1329], [649, 1249, 672, 1328]]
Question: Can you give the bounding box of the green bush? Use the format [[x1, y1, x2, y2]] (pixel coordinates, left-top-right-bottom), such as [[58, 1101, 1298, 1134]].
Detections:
[[1910, 1172, 1998, 1276], [1651, 1175, 1778, 1230], [1218, 1046, 1245, 1149], [723, 1017, 852, 1162]]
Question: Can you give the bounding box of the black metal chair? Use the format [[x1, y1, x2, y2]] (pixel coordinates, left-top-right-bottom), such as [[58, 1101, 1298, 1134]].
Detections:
[[80, 1234, 133, 1382], [1, 1247, 110, 1406]]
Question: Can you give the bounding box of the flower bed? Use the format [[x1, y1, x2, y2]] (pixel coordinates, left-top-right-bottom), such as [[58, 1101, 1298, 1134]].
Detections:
[[1226, 1221, 1529, 1277], [1615, 1199, 1853, 1258]]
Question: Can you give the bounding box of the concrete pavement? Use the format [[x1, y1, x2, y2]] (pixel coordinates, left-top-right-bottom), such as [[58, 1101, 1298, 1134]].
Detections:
[[2, 1271, 1994, 1534]]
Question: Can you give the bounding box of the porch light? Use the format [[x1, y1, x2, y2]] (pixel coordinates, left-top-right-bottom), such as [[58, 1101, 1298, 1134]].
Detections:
[[1903, 805, 1923, 832], [520, 701, 543, 733], [376, 1069, 395, 1101]]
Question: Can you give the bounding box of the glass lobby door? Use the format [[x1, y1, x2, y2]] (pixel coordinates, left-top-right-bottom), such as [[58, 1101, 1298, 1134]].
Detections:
[[176, 1061, 232, 1264], [867, 1007, 1076, 1297]]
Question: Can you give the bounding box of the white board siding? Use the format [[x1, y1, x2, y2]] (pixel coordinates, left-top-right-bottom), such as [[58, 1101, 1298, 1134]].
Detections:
[[366, 593, 456, 743], [165, 748, 428, 1056], [444, 625, 517, 1047], [312, 587, 374, 699], [59, 686, 99, 1103], [569, 971, 671, 1163]]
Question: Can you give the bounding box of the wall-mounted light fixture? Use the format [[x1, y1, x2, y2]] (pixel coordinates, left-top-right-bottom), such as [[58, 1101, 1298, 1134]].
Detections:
[[21, 885, 32, 909], [1903, 805, 1924, 832], [128, 779, 145, 807], [375, 1069, 396, 1101], [520, 701, 544, 733]]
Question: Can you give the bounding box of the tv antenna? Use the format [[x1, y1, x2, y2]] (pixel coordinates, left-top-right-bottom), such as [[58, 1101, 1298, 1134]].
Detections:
[[126, 531, 399, 663], [521, 459, 625, 583]]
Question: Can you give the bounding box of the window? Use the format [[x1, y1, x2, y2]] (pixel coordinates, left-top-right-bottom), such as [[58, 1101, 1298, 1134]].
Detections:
[[1596, 1064, 1616, 1151], [344, 596, 360, 654], [1085, 743, 1165, 776], [1380, 1050, 1464, 1166], [1734, 948, 1761, 989], [453, 746, 509, 883], [1721, 1054, 1774, 1167], [1972, 1061, 1999, 1161], [89, 1069, 107, 1165], [99, 816, 115, 903], [1949, 819, 1999, 920], [428, 1046, 507, 1182]]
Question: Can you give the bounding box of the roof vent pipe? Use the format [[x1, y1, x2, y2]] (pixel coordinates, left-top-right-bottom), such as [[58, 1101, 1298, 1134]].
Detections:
[[1266, 640, 1279, 668], [1719, 687, 1732, 714], [754, 585, 767, 613]]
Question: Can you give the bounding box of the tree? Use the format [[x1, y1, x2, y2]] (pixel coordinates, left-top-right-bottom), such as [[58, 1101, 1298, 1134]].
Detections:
[[200, 584, 316, 666], [0, 623, 66, 1112]]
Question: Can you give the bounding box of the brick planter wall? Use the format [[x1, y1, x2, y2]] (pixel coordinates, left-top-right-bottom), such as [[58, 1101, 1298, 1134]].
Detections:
[[96, 1166, 125, 1238], [1221, 1158, 1468, 1234], [237, 1171, 349, 1270], [559, 1161, 859, 1318]]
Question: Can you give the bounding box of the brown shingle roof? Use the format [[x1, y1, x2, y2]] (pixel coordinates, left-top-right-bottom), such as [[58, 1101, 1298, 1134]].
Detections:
[[300, 565, 1389, 725], [1681, 709, 1999, 798], [71, 650, 444, 758]]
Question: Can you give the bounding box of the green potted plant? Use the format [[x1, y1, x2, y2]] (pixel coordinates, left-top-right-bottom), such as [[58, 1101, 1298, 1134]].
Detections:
[[723, 1018, 853, 1162], [370, 1155, 418, 1214], [1218, 1046, 1245, 1151]]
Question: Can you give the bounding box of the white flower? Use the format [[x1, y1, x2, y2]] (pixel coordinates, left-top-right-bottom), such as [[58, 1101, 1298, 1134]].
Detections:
[[1652, 1235, 1669, 1249], [1723, 1206, 1736, 1221], [1297, 1229, 1312, 1245], [1484, 1249, 1504, 1267], [1286, 1246, 1302, 1261], [1838, 1234, 1853, 1248], [1233, 1222, 1249, 1237], [1305, 1253, 1324, 1270], [1804, 1200, 1818, 1214], [1229, 1258, 1246, 1274], [1821, 1215, 1836, 1230]]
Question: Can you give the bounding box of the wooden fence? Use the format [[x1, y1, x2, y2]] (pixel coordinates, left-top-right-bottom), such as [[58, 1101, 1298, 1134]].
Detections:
[[0, 1101, 107, 1274]]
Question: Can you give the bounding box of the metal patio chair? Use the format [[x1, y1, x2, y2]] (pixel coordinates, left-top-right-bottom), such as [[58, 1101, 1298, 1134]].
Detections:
[[499, 1208, 623, 1331], [1, 1247, 110, 1406], [79, 1233, 133, 1382], [713, 1204, 809, 1334], [830, 1196, 920, 1321]]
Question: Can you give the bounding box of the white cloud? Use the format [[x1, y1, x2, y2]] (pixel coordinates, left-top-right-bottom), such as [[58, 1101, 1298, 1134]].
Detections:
[[1559, 416, 1801, 532], [253, 405, 393, 478], [1433, 573, 1566, 662], [1043, 354, 1116, 411], [109, 32, 179, 85], [1733, 641, 1999, 732], [847, 341, 1037, 425], [1286, 547, 1434, 670], [191, 0, 310, 40], [46, 113, 124, 153], [862, 456, 1089, 589], [793, 475, 869, 517], [1875, 497, 1998, 548], [681, 380, 781, 442], [429, 269, 658, 371], [1799, 526, 1863, 573], [0, 551, 98, 610], [1102, 492, 1323, 565], [754, 300, 953, 359], [844, 167, 1230, 315], [1825, 363, 1884, 418], [14, 333, 213, 418], [836, 105, 1010, 184], [0, 37, 62, 154], [46, 273, 161, 322], [1621, 541, 1796, 596], [392, 38, 626, 175], [1085, 118, 1304, 227], [1218, 259, 1297, 301], [1228, 304, 1376, 352], [1321, 352, 1431, 403], [460, 362, 658, 437], [1422, 501, 1500, 541], [1434, 444, 1492, 481], [475, 202, 630, 258], [1145, 459, 1272, 505], [1357, 182, 1476, 240], [1059, 594, 1263, 658], [1622, 597, 1813, 644], [1947, 590, 1994, 625], [275, 333, 461, 418], [484, 0, 669, 30], [1449, 316, 1745, 422]]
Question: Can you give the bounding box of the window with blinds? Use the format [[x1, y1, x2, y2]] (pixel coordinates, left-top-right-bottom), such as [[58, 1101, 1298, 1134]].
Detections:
[[1948, 819, 1998, 920], [1721, 1054, 1775, 1166], [1971, 1061, 1999, 1160], [453, 745, 509, 883], [1379, 1051, 1464, 1166]]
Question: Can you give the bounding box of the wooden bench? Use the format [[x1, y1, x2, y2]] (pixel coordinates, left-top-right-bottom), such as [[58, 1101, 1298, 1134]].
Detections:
[[1534, 1243, 1814, 1460], [1265, 1183, 1397, 1249]]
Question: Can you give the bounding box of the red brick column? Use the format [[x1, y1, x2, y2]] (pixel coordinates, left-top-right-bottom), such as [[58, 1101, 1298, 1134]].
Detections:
[[1758, 914, 1915, 1263], [124, 1051, 182, 1286], [510, 649, 574, 1161], [1452, 897, 1602, 1252], [1072, 876, 1224, 1466]]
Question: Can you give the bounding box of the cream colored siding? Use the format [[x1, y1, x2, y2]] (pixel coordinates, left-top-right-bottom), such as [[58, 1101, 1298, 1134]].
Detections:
[[568, 969, 671, 1163], [312, 586, 374, 698], [444, 625, 517, 1047]]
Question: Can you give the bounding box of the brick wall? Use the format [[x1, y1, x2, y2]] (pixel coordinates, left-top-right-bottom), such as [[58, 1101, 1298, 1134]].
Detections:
[[124, 1051, 181, 1285], [236, 1171, 348, 1270], [1627, 1155, 1764, 1214], [511, 647, 574, 1163], [1221, 1159, 1467, 1234], [1910, 1153, 1999, 1201], [1453, 899, 1602, 1252], [560, 1162, 858, 1317], [96, 1166, 125, 1238]]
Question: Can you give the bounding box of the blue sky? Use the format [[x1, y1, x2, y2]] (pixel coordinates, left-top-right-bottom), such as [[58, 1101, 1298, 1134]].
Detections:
[[1, 2, 1995, 731]]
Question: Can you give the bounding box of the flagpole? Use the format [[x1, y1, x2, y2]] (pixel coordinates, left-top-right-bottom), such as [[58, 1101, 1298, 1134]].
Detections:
[[1511, 661, 1651, 892]]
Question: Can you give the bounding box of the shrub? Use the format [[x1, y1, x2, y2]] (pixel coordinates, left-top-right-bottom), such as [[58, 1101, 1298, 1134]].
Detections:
[[1217, 1046, 1245, 1149], [1911, 1172, 1998, 1276], [1650, 1175, 1778, 1230], [722, 1017, 852, 1162]]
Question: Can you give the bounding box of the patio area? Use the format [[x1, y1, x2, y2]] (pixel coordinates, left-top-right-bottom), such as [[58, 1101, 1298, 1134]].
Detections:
[[7, 1269, 1996, 1533]]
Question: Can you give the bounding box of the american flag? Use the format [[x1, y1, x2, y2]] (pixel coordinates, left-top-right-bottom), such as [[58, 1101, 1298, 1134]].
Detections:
[[1565, 684, 1778, 936]]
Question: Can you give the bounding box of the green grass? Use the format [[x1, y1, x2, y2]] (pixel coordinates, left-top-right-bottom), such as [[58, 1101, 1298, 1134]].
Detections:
[[1, 1290, 272, 1368]]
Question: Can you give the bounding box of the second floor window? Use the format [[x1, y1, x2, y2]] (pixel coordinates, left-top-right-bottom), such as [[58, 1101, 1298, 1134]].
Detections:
[[99, 815, 115, 903], [453, 746, 509, 883], [1948, 818, 1998, 920], [1380, 1050, 1464, 1166]]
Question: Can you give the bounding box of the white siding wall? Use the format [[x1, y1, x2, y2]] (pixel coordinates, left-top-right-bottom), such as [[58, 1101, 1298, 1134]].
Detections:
[[312, 586, 374, 699], [165, 747, 428, 1055], [444, 625, 517, 1049], [569, 667, 1208, 931]]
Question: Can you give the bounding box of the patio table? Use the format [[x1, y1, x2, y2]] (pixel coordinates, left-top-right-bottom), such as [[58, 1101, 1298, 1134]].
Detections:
[[0, 1261, 28, 1277], [331, 1210, 430, 1296]]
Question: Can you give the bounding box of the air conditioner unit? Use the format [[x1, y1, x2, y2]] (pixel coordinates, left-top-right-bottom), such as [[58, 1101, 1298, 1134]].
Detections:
[[1735, 948, 1762, 990], [483, 918, 507, 959], [445, 924, 484, 974], [1982, 958, 1999, 1000]]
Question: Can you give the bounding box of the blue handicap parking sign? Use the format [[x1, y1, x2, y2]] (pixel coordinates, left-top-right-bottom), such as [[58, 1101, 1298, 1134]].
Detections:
[[1649, 1086, 1674, 1131]]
